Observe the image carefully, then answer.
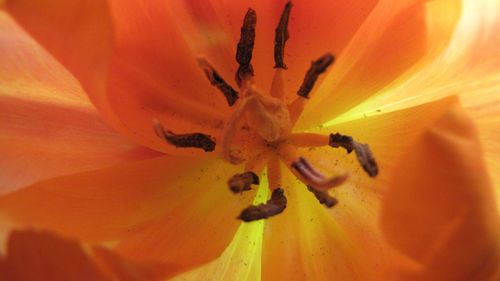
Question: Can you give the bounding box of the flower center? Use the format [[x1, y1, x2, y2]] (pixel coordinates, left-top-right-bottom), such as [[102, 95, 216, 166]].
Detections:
[[153, 1, 379, 222]]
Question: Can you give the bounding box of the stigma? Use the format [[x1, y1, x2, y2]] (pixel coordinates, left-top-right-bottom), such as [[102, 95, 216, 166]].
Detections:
[[154, 2, 378, 222]]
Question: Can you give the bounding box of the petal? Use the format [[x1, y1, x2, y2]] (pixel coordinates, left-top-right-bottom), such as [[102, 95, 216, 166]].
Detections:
[[3, 0, 112, 100], [350, 0, 500, 114], [291, 0, 500, 219], [105, 0, 232, 154], [261, 165, 392, 281], [92, 246, 178, 281], [298, 0, 461, 129], [3, 0, 119, 132], [380, 105, 500, 280], [0, 229, 176, 281], [0, 230, 111, 281], [0, 155, 254, 274], [171, 184, 268, 281], [0, 12, 158, 193], [5, 0, 228, 154], [335, 0, 500, 206]]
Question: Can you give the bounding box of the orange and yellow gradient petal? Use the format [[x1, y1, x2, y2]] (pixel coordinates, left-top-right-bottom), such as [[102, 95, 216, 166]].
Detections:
[[0, 155, 256, 276], [381, 105, 500, 280]]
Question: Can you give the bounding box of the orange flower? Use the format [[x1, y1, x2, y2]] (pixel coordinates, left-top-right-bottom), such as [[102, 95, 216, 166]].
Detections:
[[0, 0, 499, 280]]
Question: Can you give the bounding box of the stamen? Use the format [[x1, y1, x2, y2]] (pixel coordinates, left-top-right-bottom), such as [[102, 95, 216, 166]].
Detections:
[[228, 171, 259, 193], [270, 69, 286, 100], [239, 188, 287, 222], [328, 133, 354, 152], [307, 185, 338, 208], [267, 155, 282, 190], [290, 133, 329, 147], [153, 120, 216, 152], [235, 8, 257, 87], [197, 57, 239, 106], [297, 54, 335, 98], [291, 157, 349, 190], [329, 133, 378, 177], [274, 1, 293, 69]]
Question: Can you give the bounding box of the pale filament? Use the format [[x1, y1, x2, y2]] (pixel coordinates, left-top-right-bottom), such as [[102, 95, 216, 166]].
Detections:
[[290, 133, 329, 147], [277, 143, 349, 191], [267, 155, 282, 190], [270, 68, 286, 101], [288, 96, 306, 125]]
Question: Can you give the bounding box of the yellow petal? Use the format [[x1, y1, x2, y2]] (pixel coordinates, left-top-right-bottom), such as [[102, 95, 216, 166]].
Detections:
[[298, 0, 461, 129], [381, 104, 500, 280], [260, 164, 393, 281], [171, 183, 269, 281]]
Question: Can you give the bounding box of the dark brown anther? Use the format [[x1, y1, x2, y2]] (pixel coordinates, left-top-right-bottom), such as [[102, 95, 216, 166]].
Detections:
[[329, 133, 354, 153], [274, 1, 293, 69], [239, 188, 287, 222], [297, 54, 335, 98], [329, 133, 378, 177], [228, 171, 260, 193], [307, 185, 338, 208], [153, 121, 216, 152], [197, 57, 239, 106], [291, 157, 349, 190], [235, 8, 257, 87]]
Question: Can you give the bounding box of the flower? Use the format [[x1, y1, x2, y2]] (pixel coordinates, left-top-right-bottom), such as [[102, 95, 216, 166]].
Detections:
[[0, 0, 499, 280]]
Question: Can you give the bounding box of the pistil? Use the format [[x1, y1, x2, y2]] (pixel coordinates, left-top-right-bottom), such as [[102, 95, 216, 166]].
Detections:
[[153, 2, 380, 222]]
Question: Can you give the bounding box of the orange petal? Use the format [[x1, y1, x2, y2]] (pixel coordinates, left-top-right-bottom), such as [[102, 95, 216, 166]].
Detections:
[[298, 0, 461, 129], [0, 155, 254, 274], [380, 104, 500, 280], [3, 1, 112, 100], [0, 12, 158, 193], [0, 230, 111, 281], [105, 0, 234, 154], [3, 0, 120, 130], [261, 164, 393, 281], [0, 229, 177, 281], [5, 0, 229, 154], [92, 246, 178, 281]]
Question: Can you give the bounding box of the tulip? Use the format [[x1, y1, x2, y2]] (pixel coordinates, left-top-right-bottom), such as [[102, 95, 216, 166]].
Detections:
[[0, 0, 498, 280]]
